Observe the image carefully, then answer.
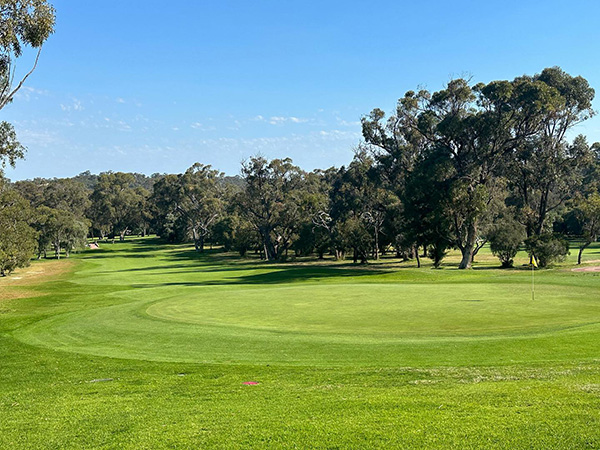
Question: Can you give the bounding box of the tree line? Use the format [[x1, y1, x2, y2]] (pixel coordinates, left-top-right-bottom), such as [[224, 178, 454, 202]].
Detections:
[[2, 67, 600, 275]]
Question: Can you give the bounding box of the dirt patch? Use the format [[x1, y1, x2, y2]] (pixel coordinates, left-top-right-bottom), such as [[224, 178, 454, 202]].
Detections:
[[571, 266, 600, 273], [0, 289, 40, 302], [0, 259, 75, 302]]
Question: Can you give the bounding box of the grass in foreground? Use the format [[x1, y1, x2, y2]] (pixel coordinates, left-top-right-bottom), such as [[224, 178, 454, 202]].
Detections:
[[1, 239, 599, 448]]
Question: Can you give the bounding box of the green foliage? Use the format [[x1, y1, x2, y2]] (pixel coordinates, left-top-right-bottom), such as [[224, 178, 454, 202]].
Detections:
[[238, 156, 309, 260], [0, 120, 25, 168], [0, 184, 35, 274], [151, 164, 224, 251], [363, 67, 596, 269], [575, 192, 600, 242], [0, 0, 56, 109], [525, 233, 570, 268], [90, 172, 147, 240], [488, 218, 526, 268], [426, 240, 449, 269], [31, 206, 89, 258], [338, 216, 372, 263]]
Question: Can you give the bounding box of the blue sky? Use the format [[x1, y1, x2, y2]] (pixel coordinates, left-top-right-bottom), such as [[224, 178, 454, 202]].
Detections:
[[3, 0, 600, 179]]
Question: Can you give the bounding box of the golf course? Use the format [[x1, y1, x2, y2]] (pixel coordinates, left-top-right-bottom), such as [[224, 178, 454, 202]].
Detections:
[[1, 239, 599, 448]]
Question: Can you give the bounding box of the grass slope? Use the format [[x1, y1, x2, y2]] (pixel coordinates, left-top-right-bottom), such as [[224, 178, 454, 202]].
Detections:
[[1, 239, 600, 448]]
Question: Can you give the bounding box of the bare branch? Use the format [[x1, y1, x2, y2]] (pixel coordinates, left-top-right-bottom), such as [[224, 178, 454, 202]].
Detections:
[[0, 47, 42, 110]]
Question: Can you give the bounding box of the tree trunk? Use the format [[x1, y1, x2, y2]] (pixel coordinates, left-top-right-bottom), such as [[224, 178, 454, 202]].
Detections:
[[578, 241, 591, 265], [259, 227, 277, 260], [119, 228, 128, 241], [192, 228, 203, 252], [374, 226, 380, 260], [458, 223, 477, 269], [414, 245, 421, 268]]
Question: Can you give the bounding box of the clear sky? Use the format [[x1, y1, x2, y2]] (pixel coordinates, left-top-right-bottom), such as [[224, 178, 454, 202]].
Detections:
[[3, 0, 600, 180]]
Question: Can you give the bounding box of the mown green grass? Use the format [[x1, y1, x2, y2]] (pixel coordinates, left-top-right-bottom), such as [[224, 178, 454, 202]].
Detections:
[[1, 238, 600, 448]]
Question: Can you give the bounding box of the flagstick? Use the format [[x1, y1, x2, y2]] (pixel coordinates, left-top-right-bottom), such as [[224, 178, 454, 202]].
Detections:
[[531, 262, 535, 301]]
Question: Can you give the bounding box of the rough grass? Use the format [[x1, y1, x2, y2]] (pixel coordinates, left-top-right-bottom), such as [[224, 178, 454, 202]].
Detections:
[[1, 239, 599, 449]]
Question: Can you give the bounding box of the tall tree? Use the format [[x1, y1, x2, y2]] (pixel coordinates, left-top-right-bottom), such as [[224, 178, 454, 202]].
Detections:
[[152, 164, 224, 252], [15, 177, 91, 219], [90, 172, 146, 240], [363, 71, 571, 268], [237, 156, 306, 260], [508, 68, 595, 237], [0, 180, 35, 275], [33, 206, 88, 259]]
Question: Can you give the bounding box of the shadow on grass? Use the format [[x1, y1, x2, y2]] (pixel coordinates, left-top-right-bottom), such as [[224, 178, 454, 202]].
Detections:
[[130, 263, 390, 287]]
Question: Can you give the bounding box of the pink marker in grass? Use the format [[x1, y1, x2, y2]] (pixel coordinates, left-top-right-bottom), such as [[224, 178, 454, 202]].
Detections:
[[243, 381, 259, 385]]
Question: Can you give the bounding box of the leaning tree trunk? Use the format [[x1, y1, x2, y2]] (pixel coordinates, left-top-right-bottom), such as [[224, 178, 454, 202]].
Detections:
[[458, 222, 477, 269], [578, 241, 592, 265]]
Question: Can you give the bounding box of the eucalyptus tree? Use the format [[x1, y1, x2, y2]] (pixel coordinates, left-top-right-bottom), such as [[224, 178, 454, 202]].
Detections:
[[363, 72, 562, 268], [505, 69, 595, 241], [17, 178, 93, 257], [15, 177, 91, 219], [0, 180, 35, 275], [177, 163, 224, 252], [237, 156, 307, 260], [152, 163, 224, 251], [90, 172, 146, 240], [33, 206, 88, 259]]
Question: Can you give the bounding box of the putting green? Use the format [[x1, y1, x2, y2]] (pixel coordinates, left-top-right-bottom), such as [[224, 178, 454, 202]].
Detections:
[[14, 278, 600, 366], [145, 283, 595, 335]]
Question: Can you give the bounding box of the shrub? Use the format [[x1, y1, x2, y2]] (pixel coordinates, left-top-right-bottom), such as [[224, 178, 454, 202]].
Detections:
[[525, 233, 569, 268], [488, 219, 526, 268], [427, 239, 449, 269]]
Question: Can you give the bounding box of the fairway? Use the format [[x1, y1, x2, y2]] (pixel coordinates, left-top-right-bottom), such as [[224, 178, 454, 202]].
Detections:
[[2, 239, 600, 448]]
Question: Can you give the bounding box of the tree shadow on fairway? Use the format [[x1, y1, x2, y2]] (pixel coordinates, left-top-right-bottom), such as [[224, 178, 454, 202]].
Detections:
[[130, 264, 390, 288], [116, 245, 394, 277], [81, 238, 177, 259]]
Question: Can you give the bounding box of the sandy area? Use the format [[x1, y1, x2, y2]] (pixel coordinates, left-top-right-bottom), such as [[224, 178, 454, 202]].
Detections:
[[571, 266, 600, 273]]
